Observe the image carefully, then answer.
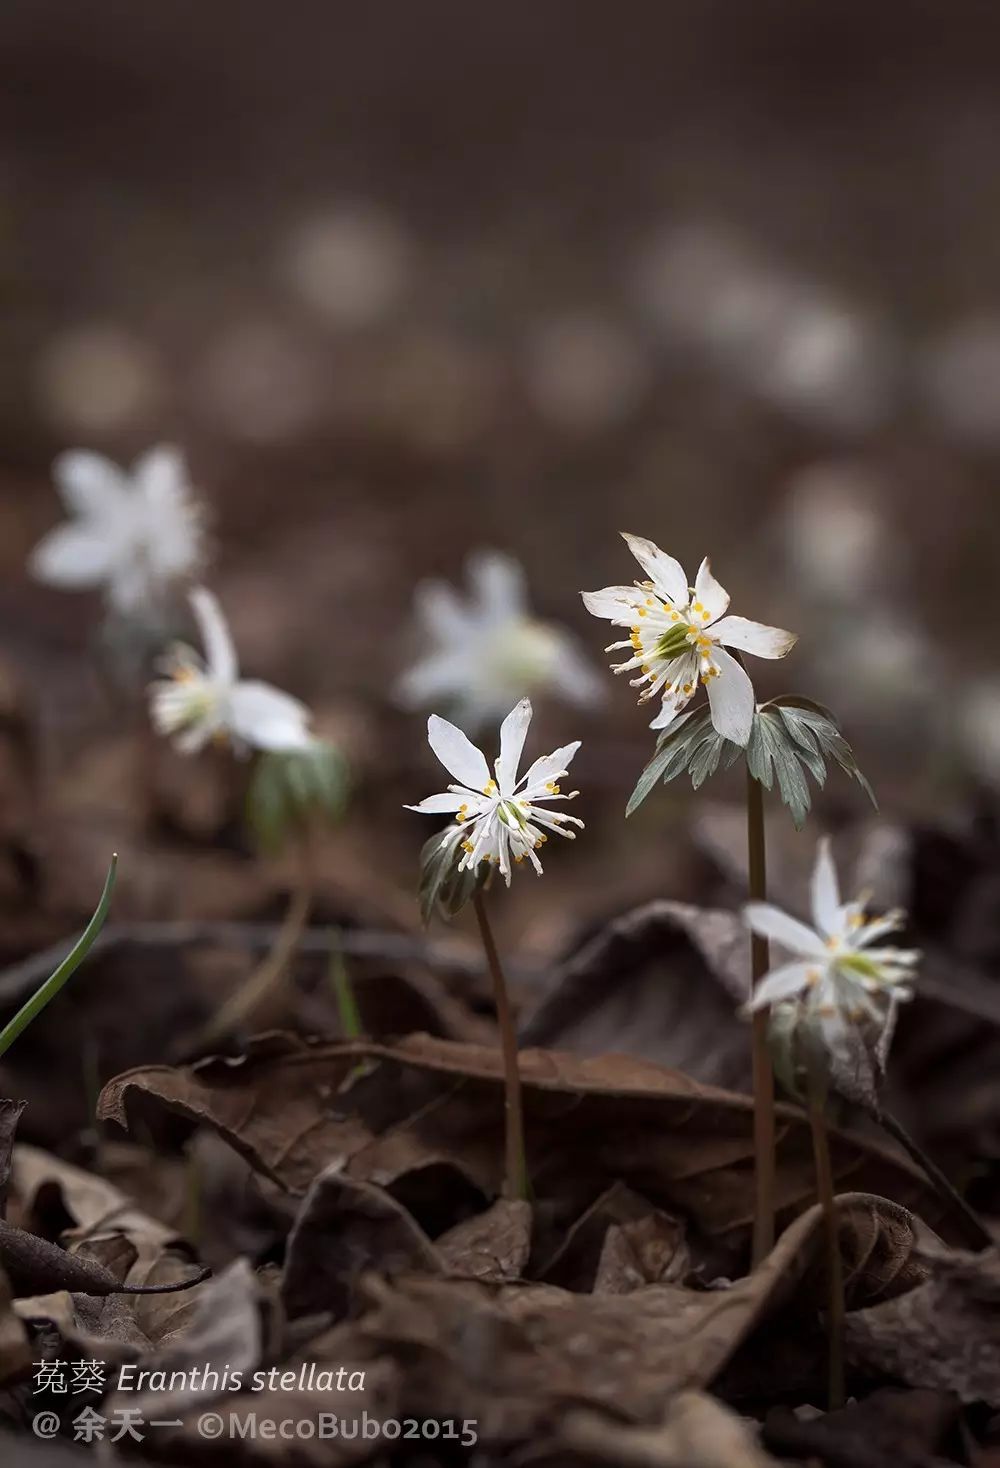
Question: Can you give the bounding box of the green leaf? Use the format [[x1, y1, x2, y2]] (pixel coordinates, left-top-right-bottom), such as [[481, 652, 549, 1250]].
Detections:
[[246, 742, 351, 855], [625, 693, 877, 828], [0, 855, 117, 1059], [418, 826, 489, 925]]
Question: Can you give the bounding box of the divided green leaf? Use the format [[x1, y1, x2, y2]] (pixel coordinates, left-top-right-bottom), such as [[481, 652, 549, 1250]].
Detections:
[[626, 695, 877, 829], [247, 741, 351, 855]]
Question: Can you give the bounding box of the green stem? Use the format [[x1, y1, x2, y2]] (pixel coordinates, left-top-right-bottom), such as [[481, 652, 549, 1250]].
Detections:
[[747, 767, 776, 1266], [806, 1062, 845, 1410], [472, 890, 527, 1201], [0, 855, 117, 1059]]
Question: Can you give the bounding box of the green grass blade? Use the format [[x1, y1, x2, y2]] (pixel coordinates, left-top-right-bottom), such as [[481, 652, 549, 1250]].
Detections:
[[328, 937, 363, 1039], [0, 854, 118, 1059]]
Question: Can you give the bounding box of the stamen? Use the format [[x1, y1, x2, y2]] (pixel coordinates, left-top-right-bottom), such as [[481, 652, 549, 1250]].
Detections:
[[483, 779, 497, 795]]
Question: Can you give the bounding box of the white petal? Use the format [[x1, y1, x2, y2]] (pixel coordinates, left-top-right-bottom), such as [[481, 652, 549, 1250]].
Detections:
[[133, 444, 186, 504], [746, 961, 816, 1010], [427, 714, 491, 790], [693, 557, 730, 623], [743, 902, 827, 957], [581, 585, 646, 622], [403, 792, 469, 813], [227, 681, 312, 751], [706, 646, 755, 745], [468, 550, 527, 623], [189, 587, 238, 684], [620, 533, 689, 607], [520, 740, 581, 795], [52, 450, 128, 520], [413, 579, 472, 644], [543, 632, 606, 707], [810, 838, 842, 938], [712, 616, 797, 660], [29, 523, 118, 587], [394, 651, 469, 708], [495, 698, 532, 792]]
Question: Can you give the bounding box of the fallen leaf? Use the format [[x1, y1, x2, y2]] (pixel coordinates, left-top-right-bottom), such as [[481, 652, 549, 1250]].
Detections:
[[763, 1387, 962, 1468], [98, 1034, 967, 1259], [847, 1236, 1000, 1406], [562, 1391, 783, 1467], [539, 1182, 689, 1294], [436, 1198, 532, 1283], [281, 1167, 442, 1320]]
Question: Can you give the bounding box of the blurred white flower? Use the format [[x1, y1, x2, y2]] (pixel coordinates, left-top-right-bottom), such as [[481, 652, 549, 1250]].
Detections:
[[920, 315, 1000, 447], [396, 550, 604, 732], [784, 462, 889, 598], [34, 324, 163, 434], [582, 533, 796, 746], [149, 587, 313, 755], [30, 446, 204, 614], [958, 678, 1000, 787], [406, 698, 582, 885], [522, 313, 649, 433], [281, 204, 410, 329], [743, 838, 918, 1054]]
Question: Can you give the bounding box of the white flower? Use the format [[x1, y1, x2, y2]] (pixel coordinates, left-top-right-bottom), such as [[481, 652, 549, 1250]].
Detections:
[[743, 838, 919, 1053], [396, 550, 603, 732], [582, 532, 796, 746], [29, 446, 205, 613], [406, 698, 583, 885], [149, 587, 313, 755]]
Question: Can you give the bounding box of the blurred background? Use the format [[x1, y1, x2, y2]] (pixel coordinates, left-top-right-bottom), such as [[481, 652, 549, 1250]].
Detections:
[[3, 0, 1000, 968]]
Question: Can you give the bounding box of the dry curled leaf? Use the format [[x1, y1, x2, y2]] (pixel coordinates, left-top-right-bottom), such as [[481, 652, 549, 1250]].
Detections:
[[281, 1167, 443, 1320], [562, 1391, 783, 1467], [847, 1236, 1000, 1406], [98, 1033, 965, 1258]]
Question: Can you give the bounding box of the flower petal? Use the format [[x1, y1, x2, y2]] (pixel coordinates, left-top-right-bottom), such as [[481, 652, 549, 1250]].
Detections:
[[581, 585, 646, 622], [403, 792, 469, 813], [52, 450, 129, 520], [693, 557, 730, 623], [413, 579, 472, 644], [29, 523, 118, 587], [810, 837, 842, 938], [746, 961, 816, 1009], [520, 740, 581, 796], [743, 901, 827, 957], [495, 698, 532, 793], [468, 550, 526, 623], [189, 587, 238, 685], [427, 714, 491, 790], [706, 646, 755, 745], [620, 533, 688, 606], [227, 681, 313, 751], [712, 616, 797, 660], [394, 650, 469, 708], [133, 444, 186, 505]]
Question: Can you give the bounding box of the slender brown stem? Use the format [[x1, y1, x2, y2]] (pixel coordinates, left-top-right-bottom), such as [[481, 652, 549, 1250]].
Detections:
[[806, 1065, 845, 1411], [472, 890, 527, 1200], [747, 765, 776, 1266]]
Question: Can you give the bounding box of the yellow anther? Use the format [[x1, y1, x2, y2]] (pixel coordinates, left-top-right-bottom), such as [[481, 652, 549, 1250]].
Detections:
[[545, 781, 560, 794], [645, 597, 654, 607], [461, 840, 474, 853], [638, 608, 647, 617], [641, 664, 651, 675], [693, 601, 703, 613], [515, 855, 524, 864], [701, 610, 710, 621], [806, 969, 821, 987], [683, 682, 693, 695], [670, 611, 680, 622], [482, 779, 497, 795]]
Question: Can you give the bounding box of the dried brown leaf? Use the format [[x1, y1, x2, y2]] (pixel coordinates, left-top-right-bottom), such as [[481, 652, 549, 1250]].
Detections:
[[98, 1034, 966, 1254], [436, 1198, 532, 1283]]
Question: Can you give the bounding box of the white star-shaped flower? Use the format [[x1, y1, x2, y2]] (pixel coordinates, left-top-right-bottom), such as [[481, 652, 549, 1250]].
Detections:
[[743, 838, 919, 1054], [406, 697, 583, 885], [149, 587, 313, 755], [29, 446, 205, 614], [396, 550, 603, 733], [582, 532, 796, 745]]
